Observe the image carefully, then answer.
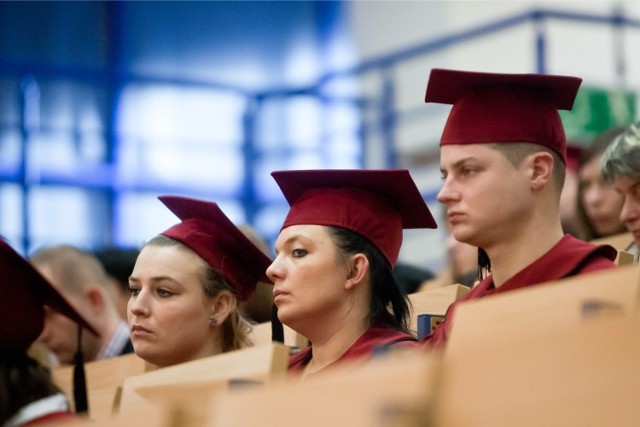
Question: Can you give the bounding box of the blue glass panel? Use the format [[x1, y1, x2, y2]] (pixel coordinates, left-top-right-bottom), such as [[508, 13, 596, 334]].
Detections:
[[115, 192, 246, 248], [0, 184, 23, 246], [28, 187, 109, 250]]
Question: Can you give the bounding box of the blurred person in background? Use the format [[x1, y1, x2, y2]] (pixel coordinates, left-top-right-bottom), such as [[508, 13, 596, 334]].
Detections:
[[600, 121, 640, 260], [559, 144, 584, 236], [393, 261, 435, 295], [420, 204, 477, 291], [237, 225, 277, 324], [0, 238, 97, 424], [31, 245, 133, 365], [128, 196, 272, 368], [576, 126, 627, 241], [94, 247, 140, 321]]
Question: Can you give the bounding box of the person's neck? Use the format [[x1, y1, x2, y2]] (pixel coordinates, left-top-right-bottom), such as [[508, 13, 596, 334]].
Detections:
[[156, 337, 224, 369], [486, 218, 564, 288], [302, 312, 369, 376]]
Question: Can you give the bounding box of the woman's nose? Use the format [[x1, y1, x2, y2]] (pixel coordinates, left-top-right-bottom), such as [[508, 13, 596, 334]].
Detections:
[[128, 290, 150, 317], [266, 256, 283, 283]]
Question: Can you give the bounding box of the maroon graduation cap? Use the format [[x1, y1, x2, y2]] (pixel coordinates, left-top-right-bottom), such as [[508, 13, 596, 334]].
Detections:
[[1, 238, 98, 414], [0, 238, 98, 351], [271, 169, 437, 268], [158, 196, 273, 301], [424, 68, 582, 164]]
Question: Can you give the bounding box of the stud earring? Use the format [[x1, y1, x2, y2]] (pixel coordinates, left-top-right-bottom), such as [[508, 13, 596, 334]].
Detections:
[[209, 316, 218, 326]]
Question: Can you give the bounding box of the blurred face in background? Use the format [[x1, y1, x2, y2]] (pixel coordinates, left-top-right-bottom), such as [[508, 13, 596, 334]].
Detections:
[[559, 165, 579, 235], [35, 263, 103, 364], [38, 306, 80, 365], [440, 207, 477, 284], [579, 153, 625, 237], [613, 175, 640, 246]]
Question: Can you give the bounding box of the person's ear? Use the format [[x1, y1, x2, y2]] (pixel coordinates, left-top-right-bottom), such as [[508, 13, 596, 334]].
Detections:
[[209, 290, 236, 326], [85, 286, 107, 312], [529, 151, 554, 190], [344, 253, 369, 291]]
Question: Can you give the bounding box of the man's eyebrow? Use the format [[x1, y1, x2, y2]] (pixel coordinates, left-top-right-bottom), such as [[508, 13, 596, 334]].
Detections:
[[441, 156, 477, 173]]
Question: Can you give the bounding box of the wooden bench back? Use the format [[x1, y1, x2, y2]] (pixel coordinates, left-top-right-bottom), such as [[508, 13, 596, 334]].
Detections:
[[436, 311, 640, 426], [407, 284, 470, 336], [209, 349, 442, 426], [249, 321, 309, 349], [51, 352, 150, 421], [446, 263, 640, 358], [117, 343, 289, 421]]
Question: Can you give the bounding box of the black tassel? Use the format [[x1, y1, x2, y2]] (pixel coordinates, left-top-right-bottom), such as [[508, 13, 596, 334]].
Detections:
[[73, 325, 89, 415], [477, 247, 491, 282], [271, 304, 284, 343]]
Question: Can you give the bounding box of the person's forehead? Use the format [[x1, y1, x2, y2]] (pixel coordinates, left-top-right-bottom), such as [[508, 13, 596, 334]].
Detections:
[[440, 143, 502, 164], [135, 244, 204, 276], [579, 156, 603, 177], [614, 175, 640, 193], [277, 224, 329, 243]]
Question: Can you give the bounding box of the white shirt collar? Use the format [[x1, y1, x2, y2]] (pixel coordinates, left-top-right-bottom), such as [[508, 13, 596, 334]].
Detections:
[[4, 393, 69, 427]]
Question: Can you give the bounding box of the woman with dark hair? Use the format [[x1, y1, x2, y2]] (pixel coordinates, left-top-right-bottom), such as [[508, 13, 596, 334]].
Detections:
[[128, 196, 272, 368], [266, 169, 437, 376], [576, 126, 627, 241]]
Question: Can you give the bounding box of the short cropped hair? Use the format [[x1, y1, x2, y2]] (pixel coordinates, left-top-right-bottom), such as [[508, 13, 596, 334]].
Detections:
[[30, 245, 110, 295], [489, 142, 566, 194]]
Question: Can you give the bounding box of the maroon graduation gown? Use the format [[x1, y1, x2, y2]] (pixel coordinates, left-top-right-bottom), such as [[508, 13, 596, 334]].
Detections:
[[422, 234, 617, 348], [288, 325, 419, 373]]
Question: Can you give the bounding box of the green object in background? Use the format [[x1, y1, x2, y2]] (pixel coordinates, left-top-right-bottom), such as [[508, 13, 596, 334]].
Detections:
[[561, 86, 636, 143]]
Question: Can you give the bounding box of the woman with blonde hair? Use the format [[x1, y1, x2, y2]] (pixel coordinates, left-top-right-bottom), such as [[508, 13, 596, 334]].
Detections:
[[128, 196, 272, 368]]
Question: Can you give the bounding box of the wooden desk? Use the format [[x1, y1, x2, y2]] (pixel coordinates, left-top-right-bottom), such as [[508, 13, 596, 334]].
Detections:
[[446, 263, 640, 358], [118, 343, 289, 420], [51, 353, 149, 421], [209, 348, 442, 426], [437, 311, 640, 426]]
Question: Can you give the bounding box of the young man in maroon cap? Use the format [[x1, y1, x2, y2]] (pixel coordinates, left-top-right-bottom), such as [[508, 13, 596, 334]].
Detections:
[[423, 68, 618, 347], [0, 238, 98, 423], [267, 169, 437, 376]]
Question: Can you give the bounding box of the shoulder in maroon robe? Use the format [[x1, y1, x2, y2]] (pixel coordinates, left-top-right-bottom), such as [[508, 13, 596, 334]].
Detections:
[[422, 234, 617, 348], [288, 325, 419, 374]]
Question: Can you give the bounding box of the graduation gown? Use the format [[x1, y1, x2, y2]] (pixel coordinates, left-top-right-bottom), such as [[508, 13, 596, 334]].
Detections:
[[422, 234, 617, 348], [288, 325, 419, 373]]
